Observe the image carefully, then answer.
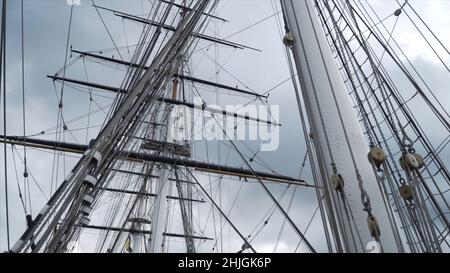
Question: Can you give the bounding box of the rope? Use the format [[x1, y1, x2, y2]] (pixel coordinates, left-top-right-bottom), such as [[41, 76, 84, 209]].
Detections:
[[247, 185, 291, 244], [404, 1, 450, 56], [363, 0, 450, 125], [213, 109, 316, 252], [191, 80, 316, 252], [185, 168, 257, 253], [310, 0, 374, 215], [82, 58, 93, 144], [351, 2, 450, 132], [293, 202, 320, 253], [1, 0, 10, 250], [11, 145, 27, 215], [395, 0, 450, 73], [21, 0, 30, 217], [50, 3, 74, 196], [91, 0, 125, 62], [58, 4, 74, 106], [286, 0, 339, 174]]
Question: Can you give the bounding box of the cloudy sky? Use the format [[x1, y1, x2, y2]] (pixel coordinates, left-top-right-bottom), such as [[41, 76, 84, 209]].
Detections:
[[0, 0, 449, 253]]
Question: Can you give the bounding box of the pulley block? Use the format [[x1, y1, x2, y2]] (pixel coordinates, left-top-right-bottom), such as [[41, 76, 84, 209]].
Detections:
[[399, 184, 414, 201], [283, 32, 295, 47], [368, 147, 386, 168], [330, 174, 344, 191], [413, 153, 424, 169], [400, 153, 419, 170], [367, 215, 381, 238]]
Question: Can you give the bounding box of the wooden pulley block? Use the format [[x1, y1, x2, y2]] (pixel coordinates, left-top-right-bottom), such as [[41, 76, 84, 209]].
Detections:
[[330, 174, 344, 191], [400, 153, 419, 170], [413, 153, 424, 169], [399, 185, 414, 201], [283, 32, 295, 47], [367, 215, 381, 238], [368, 147, 386, 168]]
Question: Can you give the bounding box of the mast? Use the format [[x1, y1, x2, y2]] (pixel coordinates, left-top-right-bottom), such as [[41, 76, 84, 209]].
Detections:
[[8, 0, 215, 253], [281, 0, 399, 252], [0, 0, 9, 252], [148, 80, 177, 253]]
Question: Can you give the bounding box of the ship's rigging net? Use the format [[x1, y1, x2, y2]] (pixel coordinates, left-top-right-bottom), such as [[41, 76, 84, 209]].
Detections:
[[312, 0, 450, 252]]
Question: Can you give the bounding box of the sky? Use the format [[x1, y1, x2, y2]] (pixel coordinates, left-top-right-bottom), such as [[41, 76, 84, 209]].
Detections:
[[0, 0, 449, 253]]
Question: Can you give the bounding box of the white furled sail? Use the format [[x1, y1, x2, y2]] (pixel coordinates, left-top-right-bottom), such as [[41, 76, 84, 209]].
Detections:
[[281, 0, 398, 252]]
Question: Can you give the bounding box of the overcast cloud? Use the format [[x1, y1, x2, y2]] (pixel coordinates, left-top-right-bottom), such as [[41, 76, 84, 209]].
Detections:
[[0, 0, 449, 253]]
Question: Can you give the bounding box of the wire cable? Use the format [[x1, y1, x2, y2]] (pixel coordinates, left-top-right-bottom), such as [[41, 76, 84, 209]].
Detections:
[[1, 0, 10, 251]]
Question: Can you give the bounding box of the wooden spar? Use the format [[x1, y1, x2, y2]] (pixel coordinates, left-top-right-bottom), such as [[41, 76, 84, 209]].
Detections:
[[47, 75, 280, 126], [76, 224, 213, 240], [70, 49, 268, 98], [158, 0, 228, 22], [92, 5, 260, 52], [97, 187, 205, 203], [1, 135, 314, 187]]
